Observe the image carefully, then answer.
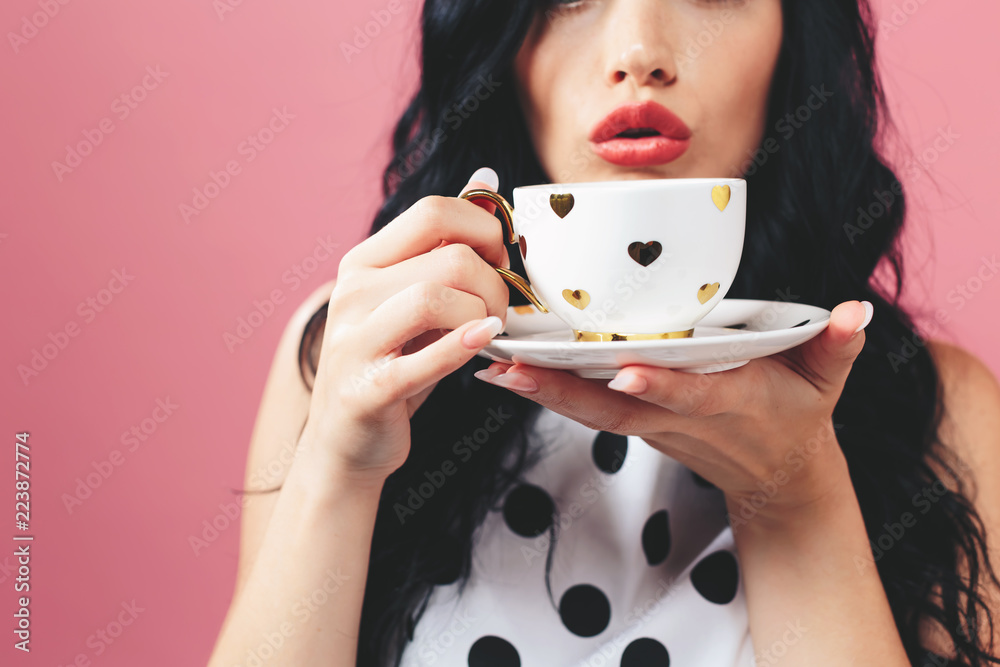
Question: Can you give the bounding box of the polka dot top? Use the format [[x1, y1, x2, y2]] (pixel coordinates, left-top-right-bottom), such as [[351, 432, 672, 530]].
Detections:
[[399, 406, 753, 666]]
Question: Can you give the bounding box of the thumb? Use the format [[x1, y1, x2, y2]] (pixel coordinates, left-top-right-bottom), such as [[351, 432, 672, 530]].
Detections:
[[457, 166, 508, 269], [791, 300, 873, 392], [458, 167, 500, 216]]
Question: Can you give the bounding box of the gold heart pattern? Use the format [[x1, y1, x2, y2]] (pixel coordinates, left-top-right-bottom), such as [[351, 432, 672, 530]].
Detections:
[[711, 185, 731, 212], [562, 288, 591, 310], [627, 241, 662, 267], [518, 235, 528, 260], [697, 282, 720, 304], [550, 193, 574, 218]]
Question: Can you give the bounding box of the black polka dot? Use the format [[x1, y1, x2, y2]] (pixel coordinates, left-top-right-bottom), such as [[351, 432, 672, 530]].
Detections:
[[621, 638, 670, 666], [592, 431, 628, 473], [641, 509, 671, 566], [468, 635, 520, 667], [503, 484, 554, 537], [559, 584, 611, 637], [691, 550, 740, 604], [691, 470, 716, 489]]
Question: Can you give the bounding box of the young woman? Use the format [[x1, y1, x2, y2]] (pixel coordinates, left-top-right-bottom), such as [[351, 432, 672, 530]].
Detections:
[[209, 0, 1000, 665]]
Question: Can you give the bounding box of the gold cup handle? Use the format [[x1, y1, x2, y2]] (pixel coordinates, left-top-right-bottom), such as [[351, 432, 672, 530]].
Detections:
[[459, 188, 549, 313]]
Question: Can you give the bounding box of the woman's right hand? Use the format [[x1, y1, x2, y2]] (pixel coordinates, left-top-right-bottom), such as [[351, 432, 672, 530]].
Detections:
[[299, 168, 511, 483]]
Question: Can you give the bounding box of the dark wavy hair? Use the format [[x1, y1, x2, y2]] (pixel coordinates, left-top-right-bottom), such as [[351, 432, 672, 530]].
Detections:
[[287, 0, 1000, 664]]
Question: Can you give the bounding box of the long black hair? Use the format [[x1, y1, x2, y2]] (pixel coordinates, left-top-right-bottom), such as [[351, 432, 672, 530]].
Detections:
[[291, 0, 1000, 664]]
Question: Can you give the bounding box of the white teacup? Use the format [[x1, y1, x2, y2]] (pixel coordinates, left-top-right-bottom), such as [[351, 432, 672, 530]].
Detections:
[[460, 178, 746, 341]]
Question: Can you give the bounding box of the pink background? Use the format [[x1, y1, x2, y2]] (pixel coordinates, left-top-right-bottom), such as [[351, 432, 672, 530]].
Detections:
[[0, 0, 996, 664]]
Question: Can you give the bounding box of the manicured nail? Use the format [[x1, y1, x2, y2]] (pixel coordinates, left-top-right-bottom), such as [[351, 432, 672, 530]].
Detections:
[[608, 371, 647, 394], [462, 316, 504, 348], [474, 368, 503, 383], [853, 301, 873, 334], [468, 167, 499, 190], [486, 371, 538, 393]]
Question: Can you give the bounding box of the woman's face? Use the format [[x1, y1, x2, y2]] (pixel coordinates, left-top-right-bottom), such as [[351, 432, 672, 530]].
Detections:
[[514, 0, 784, 182]]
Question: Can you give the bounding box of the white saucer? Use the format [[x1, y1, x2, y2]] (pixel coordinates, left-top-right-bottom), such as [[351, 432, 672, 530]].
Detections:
[[478, 299, 831, 377]]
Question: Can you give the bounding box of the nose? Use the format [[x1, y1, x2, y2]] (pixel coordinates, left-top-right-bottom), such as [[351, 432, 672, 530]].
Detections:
[[603, 0, 678, 88]]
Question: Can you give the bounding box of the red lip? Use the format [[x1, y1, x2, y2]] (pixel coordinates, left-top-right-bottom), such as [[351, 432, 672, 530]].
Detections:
[[589, 101, 692, 167]]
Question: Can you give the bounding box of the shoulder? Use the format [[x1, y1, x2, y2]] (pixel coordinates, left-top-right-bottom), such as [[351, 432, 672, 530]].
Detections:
[[248, 275, 337, 484], [925, 339, 1000, 462], [921, 340, 1000, 652]]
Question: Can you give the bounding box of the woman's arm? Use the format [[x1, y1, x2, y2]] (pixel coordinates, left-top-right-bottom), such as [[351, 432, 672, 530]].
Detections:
[[208, 444, 385, 667], [207, 282, 384, 666], [727, 439, 911, 665], [208, 169, 513, 665], [732, 341, 1000, 665]]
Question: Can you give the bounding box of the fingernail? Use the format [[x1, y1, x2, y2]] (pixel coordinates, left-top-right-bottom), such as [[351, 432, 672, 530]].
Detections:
[[486, 371, 538, 393], [853, 301, 873, 334], [462, 316, 504, 348], [468, 167, 499, 190], [608, 371, 646, 394], [474, 368, 503, 383]]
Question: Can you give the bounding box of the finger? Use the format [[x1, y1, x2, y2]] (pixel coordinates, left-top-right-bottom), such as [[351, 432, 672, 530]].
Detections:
[[389, 316, 506, 401], [457, 168, 508, 269], [605, 363, 751, 418], [779, 300, 872, 393], [384, 241, 510, 322], [458, 167, 499, 217], [344, 168, 509, 270], [359, 281, 491, 358], [473, 363, 676, 435]]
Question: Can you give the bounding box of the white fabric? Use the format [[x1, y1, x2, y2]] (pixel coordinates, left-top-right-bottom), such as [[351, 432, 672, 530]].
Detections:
[[400, 406, 754, 666]]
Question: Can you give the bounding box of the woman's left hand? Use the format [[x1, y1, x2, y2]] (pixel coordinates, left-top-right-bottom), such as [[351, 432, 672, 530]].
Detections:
[[474, 300, 873, 521]]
